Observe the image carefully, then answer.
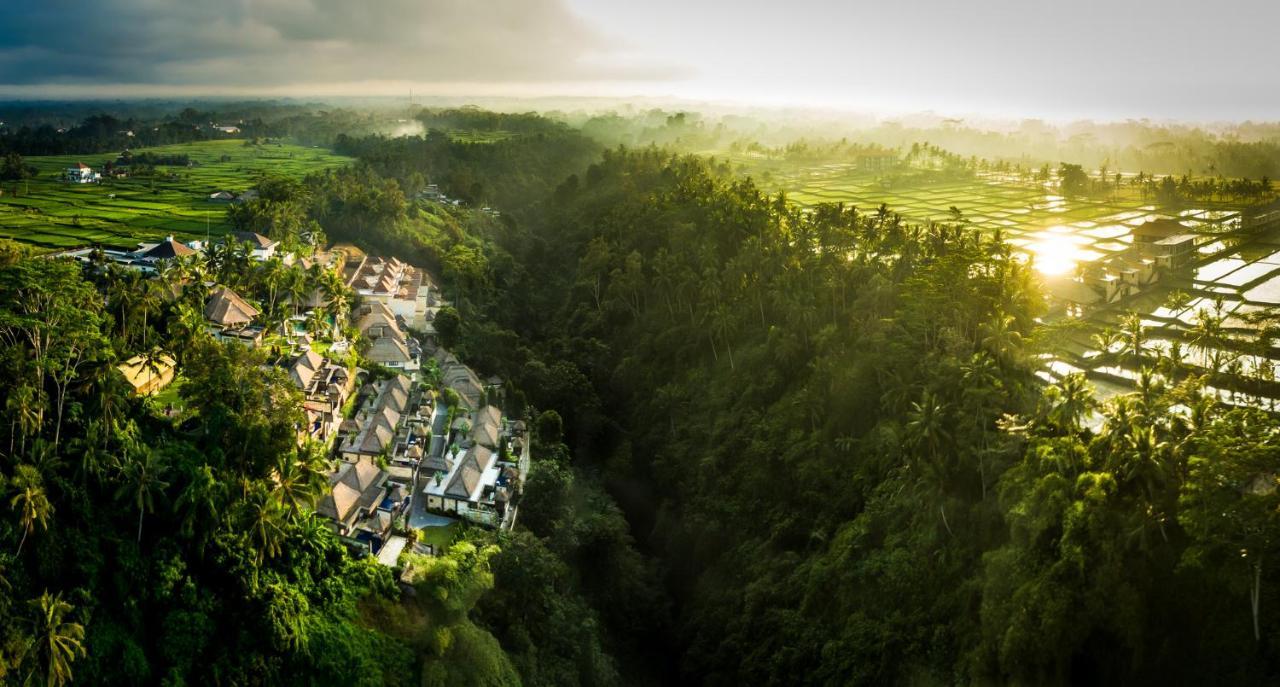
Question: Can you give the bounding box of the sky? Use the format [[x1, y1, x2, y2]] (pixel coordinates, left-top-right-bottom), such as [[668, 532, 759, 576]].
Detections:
[[0, 0, 1275, 121]]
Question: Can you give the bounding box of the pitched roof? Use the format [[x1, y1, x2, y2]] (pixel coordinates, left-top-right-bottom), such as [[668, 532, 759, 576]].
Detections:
[[470, 405, 502, 449], [318, 458, 387, 522], [358, 311, 403, 341], [357, 407, 400, 454], [1132, 218, 1189, 240], [204, 286, 259, 327], [230, 231, 277, 249], [116, 352, 176, 393], [139, 239, 196, 260], [368, 336, 412, 365], [445, 446, 494, 500], [290, 350, 325, 389], [442, 364, 483, 407], [1045, 278, 1102, 305]]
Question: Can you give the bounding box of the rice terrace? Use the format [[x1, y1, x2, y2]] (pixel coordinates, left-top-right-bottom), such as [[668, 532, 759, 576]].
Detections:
[[0, 139, 350, 249]]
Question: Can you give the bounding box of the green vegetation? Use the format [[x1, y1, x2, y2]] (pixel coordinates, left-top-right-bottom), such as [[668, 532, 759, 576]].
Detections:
[[0, 140, 349, 250], [9, 102, 1280, 686]]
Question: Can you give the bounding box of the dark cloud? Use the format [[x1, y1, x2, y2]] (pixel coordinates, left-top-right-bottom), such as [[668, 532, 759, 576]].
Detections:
[[0, 0, 674, 87]]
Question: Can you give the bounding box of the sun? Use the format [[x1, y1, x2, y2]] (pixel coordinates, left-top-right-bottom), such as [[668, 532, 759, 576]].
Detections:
[[1028, 232, 1083, 276]]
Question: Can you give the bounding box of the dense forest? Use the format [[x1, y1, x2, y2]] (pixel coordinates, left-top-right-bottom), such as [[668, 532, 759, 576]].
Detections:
[[338, 119, 1280, 683], [4, 105, 1280, 685]]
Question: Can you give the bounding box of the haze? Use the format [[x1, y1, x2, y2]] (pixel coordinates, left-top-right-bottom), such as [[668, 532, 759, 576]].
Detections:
[[0, 0, 1275, 121]]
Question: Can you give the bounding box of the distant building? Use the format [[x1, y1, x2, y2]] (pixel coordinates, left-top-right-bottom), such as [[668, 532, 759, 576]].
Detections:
[[133, 237, 197, 265], [116, 352, 176, 396], [354, 301, 420, 371], [316, 457, 400, 552], [65, 162, 100, 184], [344, 255, 431, 328], [225, 231, 280, 261], [204, 286, 264, 347]]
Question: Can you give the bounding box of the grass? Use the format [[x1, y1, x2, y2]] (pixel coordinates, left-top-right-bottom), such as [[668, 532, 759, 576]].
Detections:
[[417, 522, 460, 551], [146, 376, 188, 423], [0, 140, 351, 250]]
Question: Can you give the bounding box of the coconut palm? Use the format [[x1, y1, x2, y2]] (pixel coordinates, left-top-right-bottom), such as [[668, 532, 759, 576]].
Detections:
[[6, 382, 42, 456], [26, 591, 85, 687], [114, 447, 169, 544], [10, 464, 51, 556], [175, 463, 222, 541], [272, 445, 328, 517], [240, 484, 287, 586], [1044, 372, 1096, 435]]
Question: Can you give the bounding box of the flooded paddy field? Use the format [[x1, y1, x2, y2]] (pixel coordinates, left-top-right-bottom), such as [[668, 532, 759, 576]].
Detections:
[[747, 157, 1280, 407]]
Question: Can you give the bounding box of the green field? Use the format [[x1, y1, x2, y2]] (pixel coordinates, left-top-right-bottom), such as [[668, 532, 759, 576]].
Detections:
[[0, 140, 351, 250]]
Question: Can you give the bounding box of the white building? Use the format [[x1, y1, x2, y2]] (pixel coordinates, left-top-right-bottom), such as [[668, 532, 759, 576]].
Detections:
[[65, 163, 100, 184], [225, 231, 281, 262]]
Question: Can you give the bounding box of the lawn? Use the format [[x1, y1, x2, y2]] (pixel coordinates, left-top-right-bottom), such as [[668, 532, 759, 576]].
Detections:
[[0, 140, 351, 250], [417, 521, 460, 552]]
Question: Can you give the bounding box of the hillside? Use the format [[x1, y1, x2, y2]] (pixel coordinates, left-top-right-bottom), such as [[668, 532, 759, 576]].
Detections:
[[0, 140, 350, 250]]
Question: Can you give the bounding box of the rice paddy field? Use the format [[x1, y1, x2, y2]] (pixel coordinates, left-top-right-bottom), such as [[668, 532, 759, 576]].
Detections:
[[741, 155, 1280, 404], [0, 140, 351, 250]]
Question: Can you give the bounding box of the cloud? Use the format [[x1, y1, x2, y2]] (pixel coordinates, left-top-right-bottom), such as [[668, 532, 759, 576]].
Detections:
[[0, 0, 679, 89]]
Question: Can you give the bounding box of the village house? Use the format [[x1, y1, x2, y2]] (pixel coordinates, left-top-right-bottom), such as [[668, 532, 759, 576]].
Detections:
[[133, 236, 198, 267], [204, 286, 265, 347], [285, 350, 354, 444], [116, 352, 176, 396], [343, 255, 431, 328], [355, 301, 421, 371], [64, 162, 100, 183], [223, 230, 282, 262], [420, 391, 526, 528], [436, 350, 486, 409], [339, 375, 414, 462], [316, 456, 405, 554]]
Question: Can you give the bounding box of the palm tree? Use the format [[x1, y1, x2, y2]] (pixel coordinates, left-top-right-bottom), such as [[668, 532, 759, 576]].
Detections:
[[305, 307, 328, 342], [26, 591, 85, 687], [114, 448, 169, 544], [174, 464, 222, 541], [319, 269, 349, 337], [136, 280, 163, 349], [240, 485, 286, 586], [1091, 328, 1123, 368], [1120, 311, 1147, 369], [10, 464, 51, 556], [1044, 372, 1096, 435], [286, 266, 309, 319], [6, 382, 42, 456], [137, 347, 171, 396], [272, 446, 328, 517], [979, 309, 1023, 365]]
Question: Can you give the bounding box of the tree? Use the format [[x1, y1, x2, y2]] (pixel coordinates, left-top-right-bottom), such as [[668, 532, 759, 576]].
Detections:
[[1058, 163, 1090, 198], [240, 484, 287, 585], [272, 444, 328, 517], [1, 153, 34, 182], [25, 592, 85, 687], [174, 463, 222, 541], [434, 306, 462, 350], [10, 465, 51, 556], [1181, 408, 1280, 643], [115, 447, 169, 544]]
